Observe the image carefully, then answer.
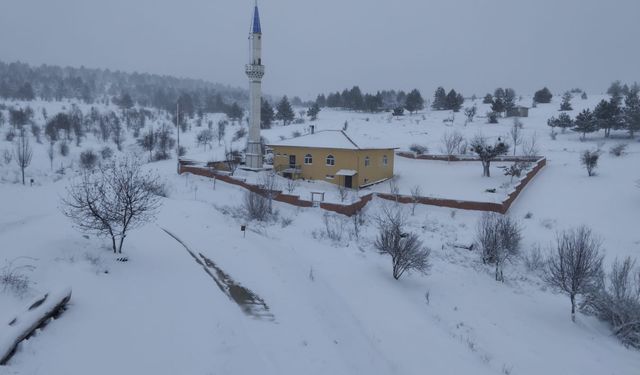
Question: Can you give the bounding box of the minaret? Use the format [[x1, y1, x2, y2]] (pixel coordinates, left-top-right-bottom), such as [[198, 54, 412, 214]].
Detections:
[[245, 1, 264, 169]]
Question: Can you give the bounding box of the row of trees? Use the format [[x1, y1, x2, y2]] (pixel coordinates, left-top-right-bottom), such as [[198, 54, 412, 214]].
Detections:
[[548, 84, 640, 139], [0, 61, 247, 114], [316, 87, 425, 114], [432, 87, 464, 112]]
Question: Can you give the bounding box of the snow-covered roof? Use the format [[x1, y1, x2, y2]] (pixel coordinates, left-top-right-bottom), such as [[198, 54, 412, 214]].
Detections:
[[267, 130, 395, 151], [336, 169, 357, 176]]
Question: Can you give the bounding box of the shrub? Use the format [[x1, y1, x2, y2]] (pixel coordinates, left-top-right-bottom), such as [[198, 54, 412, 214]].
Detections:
[[487, 112, 499, 124], [100, 146, 114, 159], [232, 127, 247, 142], [1, 258, 35, 297], [476, 213, 522, 282], [581, 150, 600, 176], [59, 141, 70, 156], [409, 144, 428, 155], [322, 212, 345, 242], [609, 143, 628, 157], [5, 128, 16, 141], [243, 191, 270, 221], [79, 149, 99, 170]]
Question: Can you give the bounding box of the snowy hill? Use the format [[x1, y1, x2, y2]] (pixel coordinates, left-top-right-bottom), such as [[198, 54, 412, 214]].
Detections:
[[0, 93, 639, 374]]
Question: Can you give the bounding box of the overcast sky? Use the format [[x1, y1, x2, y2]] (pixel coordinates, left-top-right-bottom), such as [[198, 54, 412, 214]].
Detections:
[[1, 0, 638, 99]]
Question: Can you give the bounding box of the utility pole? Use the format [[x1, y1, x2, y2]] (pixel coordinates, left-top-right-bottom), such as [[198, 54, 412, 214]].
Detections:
[[176, 102, 180, 174]]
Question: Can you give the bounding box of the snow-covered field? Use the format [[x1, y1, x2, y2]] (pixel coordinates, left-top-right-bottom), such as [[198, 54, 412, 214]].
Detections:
[[1, 94, 639, 375]]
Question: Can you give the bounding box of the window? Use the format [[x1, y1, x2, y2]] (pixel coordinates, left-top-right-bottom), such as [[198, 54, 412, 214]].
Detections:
[[304, 154, 313, 165], [364, 156, 370, 167], [382, 155, 388, 166], [326, 154, 335, 166]]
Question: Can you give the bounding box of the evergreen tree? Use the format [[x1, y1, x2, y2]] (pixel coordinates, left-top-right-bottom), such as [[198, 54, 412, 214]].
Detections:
[[326, 92, 342, 107], [307, 102, 321, 121], [483, 94, 493, 104], [607, 81, 624, 104], [494, 88, 506, 103], [503, 88, 516, 111], [261, 99, 274, 129], [534, 87, 553, 104], [405, 89, 425, 114], [316, 94, 327, 107], [593, 99, 622, 137], [573, 109, 598, 140], [275, 96, 295, 125], [432, 87, 447, 110], [548, 113, 574, 133], [623, 87, 640, 138], [116, 92, 134, 110], [226, 102, 244, 123], [560, 92, 573, 111], [16, 82, 35, 101], [445, 89, 464, 112], [491, 98, 505, 114]]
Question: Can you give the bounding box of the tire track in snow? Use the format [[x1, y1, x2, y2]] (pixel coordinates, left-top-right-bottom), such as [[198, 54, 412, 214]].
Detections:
[[161, 227, 274, 321]]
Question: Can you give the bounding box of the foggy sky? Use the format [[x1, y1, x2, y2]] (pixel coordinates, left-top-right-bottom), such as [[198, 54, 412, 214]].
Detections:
[[1, 0, 638, 99]]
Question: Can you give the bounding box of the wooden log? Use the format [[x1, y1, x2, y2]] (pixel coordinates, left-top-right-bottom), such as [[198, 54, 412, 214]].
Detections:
[[0, 287, 72, 365]]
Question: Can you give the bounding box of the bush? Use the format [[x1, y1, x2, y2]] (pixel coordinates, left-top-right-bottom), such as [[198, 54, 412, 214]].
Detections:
[[487, 112, 499, 124], [584, 257, 640, 349], [59, 141, 70, 156], [79, 149, 99, 170], [5, 128, 16, 141], [1, 258, 35, 297], [409, 144, 428, 155], [100, 146, 113, 159], [232, 127, 247, 142], [243, 191, 270, 221], [322, 212, 345, 242], [523, 244, 545, 272], [581, 150, 600, 176], [374, 205, 431, 280], [609, 143, 628, 157], [476, 213, 522, 282], [534, 87, 553, 104]]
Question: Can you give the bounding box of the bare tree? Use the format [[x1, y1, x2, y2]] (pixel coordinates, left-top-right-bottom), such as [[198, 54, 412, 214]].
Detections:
[[509, 120, 523, 156], [337, 183, 348, 202], [196, 129, 214, 151], [61, 157, 161, 254], [389, 179, 400, 202], [216, 120, 227, 146], [243, 191, 269, 221], [585, 257, 640, 348], [110, 114, 125, 151], [545, 226, 604, 322], [410, 185, 422, 215], [470, 135, 509, 177], [258, 172, 280, 213], [224, 146, 240, 175], [47, 141, 55, 170], [441, 130, 464, 161], [521, 132, 539, 158], [581, 150, 600, 177], [14, 130, 33, 185], [284, 177, 299, 194], [374, 205, 431, 280], [476, 213, 522, 282]]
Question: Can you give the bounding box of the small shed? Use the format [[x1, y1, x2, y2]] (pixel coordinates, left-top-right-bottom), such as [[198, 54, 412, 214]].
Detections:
[[506, 106, 529, 118]]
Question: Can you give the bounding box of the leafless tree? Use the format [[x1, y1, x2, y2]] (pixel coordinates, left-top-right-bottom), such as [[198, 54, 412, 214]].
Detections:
[[374, 205, 431, 280], [584, 257, 640, 348], [110, 115, 125, 151], [196, 129, 214, 151], [224, 146, 240, 175], [61, 157, 161, 254], [216, 120, 227, 145], [243, 191, 269, 221], [476, 213, 522, 282], [47, 141, 55, 170], [544, 226, 604, 322], [389, 179, 400, 202], [442, 130, 464, 161], [259, 171, 280, 213], [284, 177, 299, 194], [337, 183, 348, 202], [14, 130, 33, 185], [410, 185, 422, 215], [509, 120, 523, 156], [521, 132, 539, 158]]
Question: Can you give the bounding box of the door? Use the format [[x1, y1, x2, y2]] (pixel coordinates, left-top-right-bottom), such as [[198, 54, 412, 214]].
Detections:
[[289, 155, 296, 168], [344, 175, 353, 189]]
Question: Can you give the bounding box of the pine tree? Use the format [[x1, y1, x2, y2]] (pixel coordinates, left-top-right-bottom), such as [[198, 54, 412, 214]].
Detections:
[[226, 102, 244, 123], [503, 88, 516, 111], [275, 96, 295, 125], [534, 87, 553, 104], [548, 113, 574, 133], [491, 98, 505, 114], [261, 99, 274, 129], [405, 89, 425, 114], [445, 89, 464, 112], [307, 103, 321, 121], [432, 87, 447, 110], [573, 109, 597, 140], [623, 87, 640, 138], [316, 94, 327, 107], [593, 99, 622, 137], [483, 94, 493, 104], [560, 92, 573, 111]]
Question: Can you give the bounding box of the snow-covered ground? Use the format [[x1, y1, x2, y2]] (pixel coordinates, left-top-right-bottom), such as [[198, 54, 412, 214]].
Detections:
[[1, 94, 639, 374]]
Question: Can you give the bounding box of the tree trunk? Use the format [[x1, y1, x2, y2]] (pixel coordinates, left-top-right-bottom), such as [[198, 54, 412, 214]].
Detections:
[[570, 294, 576, 322], [111, 235, 117, 254], [482, 161, 491, 177], [21, 167, 25, 185], [118, 234, 126, 254]]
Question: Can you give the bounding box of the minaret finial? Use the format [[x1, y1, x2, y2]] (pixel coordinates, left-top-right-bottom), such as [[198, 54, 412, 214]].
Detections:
[[252, 1, 261, 34]]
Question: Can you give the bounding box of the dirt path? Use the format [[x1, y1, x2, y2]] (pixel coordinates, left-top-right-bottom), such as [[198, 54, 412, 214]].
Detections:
[[161, 228, 274, 321]]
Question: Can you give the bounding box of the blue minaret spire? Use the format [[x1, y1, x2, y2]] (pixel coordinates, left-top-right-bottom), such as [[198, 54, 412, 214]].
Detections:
[[252, 1, 261, 34]]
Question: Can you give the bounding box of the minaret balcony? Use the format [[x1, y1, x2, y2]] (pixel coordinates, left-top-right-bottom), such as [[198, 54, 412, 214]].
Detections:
[[245, 64, 265, 80]]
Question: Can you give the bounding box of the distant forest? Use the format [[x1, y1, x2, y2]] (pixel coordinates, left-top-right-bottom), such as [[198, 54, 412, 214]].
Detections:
[[0, 61, 248, 117]]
